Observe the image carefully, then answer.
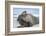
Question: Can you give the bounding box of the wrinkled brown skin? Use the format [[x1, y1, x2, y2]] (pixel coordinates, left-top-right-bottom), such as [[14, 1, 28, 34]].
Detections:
[[17, 12, 34, 28]]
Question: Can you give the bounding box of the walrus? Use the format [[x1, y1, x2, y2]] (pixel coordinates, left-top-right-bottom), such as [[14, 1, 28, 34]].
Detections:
[[17, 11, 34, 28]]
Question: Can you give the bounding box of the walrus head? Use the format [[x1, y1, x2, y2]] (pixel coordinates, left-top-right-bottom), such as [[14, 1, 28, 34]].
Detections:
[[17, 11, 34, 27]]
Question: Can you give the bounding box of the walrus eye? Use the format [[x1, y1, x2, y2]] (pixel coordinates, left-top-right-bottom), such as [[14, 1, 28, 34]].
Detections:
[[23, 13, 26, 15]]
